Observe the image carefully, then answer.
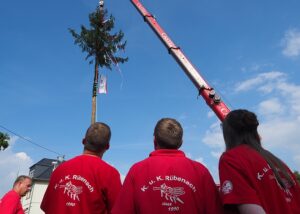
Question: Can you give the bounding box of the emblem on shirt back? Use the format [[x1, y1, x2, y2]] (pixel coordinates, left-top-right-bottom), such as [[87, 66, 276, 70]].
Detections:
[[153, 183, 185, 204], [221, 180, 233, 194], [140, 175, 197, 211], [53, 174, 95, 207], [60, 181, 83, 201]]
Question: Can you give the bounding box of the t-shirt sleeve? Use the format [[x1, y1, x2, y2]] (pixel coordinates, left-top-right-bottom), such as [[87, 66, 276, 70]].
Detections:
[[219, 154, 261, 206], [106, 169, 122, 213], [111, 169, 136, 214]]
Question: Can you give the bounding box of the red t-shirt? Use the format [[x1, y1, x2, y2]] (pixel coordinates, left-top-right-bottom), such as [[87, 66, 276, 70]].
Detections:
[[219, 144, 300, 214], [41, 154, 121, 214], [112, 149, 223, 214], [0, 190, 24, 214]]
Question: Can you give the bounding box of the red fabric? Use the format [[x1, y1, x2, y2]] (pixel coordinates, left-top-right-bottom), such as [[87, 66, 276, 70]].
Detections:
[[41, 155, 121, 214], [0, 190, 24, 214], [219, 144, 300, 214], [112, 149, 223, 214]]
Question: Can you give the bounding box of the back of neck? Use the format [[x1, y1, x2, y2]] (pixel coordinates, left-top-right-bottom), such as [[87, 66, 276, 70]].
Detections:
[[83, 150, 103, 158]]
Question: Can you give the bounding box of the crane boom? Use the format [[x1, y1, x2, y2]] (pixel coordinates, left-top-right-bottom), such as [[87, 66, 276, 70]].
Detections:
[[131, 0, 230, 121]]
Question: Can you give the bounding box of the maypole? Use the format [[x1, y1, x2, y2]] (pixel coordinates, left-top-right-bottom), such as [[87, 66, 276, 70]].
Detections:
[[92, 0, 105, 124], [70, 0, 127, 124]]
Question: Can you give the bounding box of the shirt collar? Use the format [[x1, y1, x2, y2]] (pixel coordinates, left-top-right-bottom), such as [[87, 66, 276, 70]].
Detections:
[[149, 149, 185, 157]]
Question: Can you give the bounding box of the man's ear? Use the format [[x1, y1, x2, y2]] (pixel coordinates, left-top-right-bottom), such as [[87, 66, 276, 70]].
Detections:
[[82, 138, 87, 145], [14, 181, 22, 190], [105, 143, 110, 150]]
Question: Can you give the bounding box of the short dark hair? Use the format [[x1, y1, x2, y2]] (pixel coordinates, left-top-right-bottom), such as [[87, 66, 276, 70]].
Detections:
[[13, 175, 32, 187], [154, 118, 183, 149], [84, 122, 111, 152]]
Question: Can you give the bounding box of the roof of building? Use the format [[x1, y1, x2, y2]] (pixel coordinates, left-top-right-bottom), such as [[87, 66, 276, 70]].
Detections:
[[29, 158, 62, 181]]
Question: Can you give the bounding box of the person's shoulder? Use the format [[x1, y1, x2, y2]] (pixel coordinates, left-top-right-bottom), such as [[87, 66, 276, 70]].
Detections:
[[220, 145, 260, 167], [6, 190, 18, 197], [124, 157, 151, 175], [101, 160, 119, 172], [184, 155, 203, 165], [221, 145, 251, 158], [1, 190, 19, 201], [76, 155, 116, 171], [132, 156, 151, 167], [84, 158, 120, 176], [186, 157, 211, 172]]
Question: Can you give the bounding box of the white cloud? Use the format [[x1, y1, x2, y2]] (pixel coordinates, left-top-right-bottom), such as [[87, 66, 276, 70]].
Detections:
[[245, 63, 274, 72], [202, 122, 224, 148], [202, 122, 224, 159], [276, 81, 300, 117], [259, 119, 300, 149], [235, 71, 285, 92], [282, 29, 300, 57], [235, 75, 263, 92], [0, 136, 33, 197], [258, 98, 285, 116]]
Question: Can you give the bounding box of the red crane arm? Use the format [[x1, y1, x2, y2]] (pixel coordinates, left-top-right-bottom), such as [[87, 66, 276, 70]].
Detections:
[[131, 0, 230, 121]]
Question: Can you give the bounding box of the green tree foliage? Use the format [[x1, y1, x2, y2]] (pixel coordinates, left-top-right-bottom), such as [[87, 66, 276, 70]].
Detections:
[[0, 132, 10, 151], [294, 171, 300, 184], [69, 6, 128, 124]]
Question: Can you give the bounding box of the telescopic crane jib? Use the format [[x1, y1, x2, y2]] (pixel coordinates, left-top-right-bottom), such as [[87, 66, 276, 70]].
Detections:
[[131, 0, 230, 121]]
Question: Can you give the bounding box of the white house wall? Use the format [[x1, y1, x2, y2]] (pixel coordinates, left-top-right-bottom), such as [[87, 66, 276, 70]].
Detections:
[[22, 181, 48, 214]]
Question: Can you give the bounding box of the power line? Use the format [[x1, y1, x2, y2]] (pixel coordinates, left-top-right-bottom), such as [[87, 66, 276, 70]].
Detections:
[[0, 124, 64, 157]]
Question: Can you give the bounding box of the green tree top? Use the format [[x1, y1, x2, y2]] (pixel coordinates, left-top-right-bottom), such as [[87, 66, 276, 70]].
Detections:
[[69, 7, 128, 69], [69, 6, 128, 124]]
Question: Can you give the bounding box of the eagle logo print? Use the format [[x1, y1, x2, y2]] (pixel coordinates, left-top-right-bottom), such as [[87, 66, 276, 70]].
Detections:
[[60, 181, 83, 201], [153, 183, 185, 204]]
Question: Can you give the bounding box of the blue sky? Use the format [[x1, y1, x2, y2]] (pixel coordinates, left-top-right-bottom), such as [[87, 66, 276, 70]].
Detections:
[[1, 0, 300, 196]]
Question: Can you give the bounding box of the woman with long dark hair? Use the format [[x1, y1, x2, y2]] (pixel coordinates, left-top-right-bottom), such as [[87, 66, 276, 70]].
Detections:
[[219, 109, 300, 214]]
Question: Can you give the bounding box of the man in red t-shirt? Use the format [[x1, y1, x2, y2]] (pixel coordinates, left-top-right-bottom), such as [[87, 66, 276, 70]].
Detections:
[[0, 175, 32, 214], [41, 122, 121, 214], [112, 118, 223, 214]]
